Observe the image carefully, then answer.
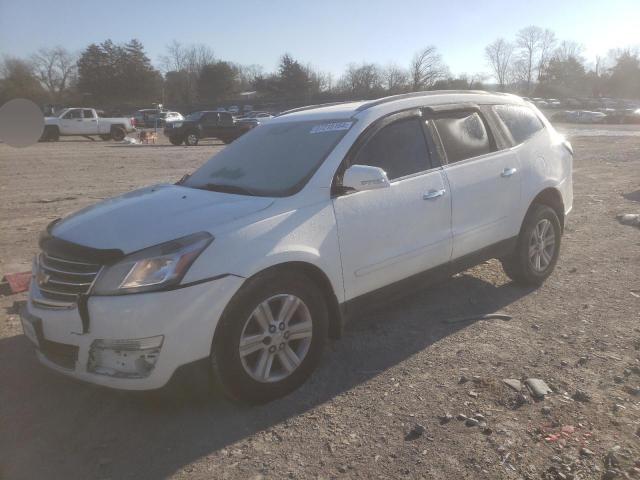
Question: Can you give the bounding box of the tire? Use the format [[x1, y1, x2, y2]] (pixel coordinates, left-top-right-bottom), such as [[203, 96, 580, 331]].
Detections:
[[99, 134, 112, 141], [211, 270, 328, 404], [184, 131, 199, 146], [40, 125, 59, 142], [111, 127, 125, 141], [169, 136, 184, 146], [500, 204, 562, 286]]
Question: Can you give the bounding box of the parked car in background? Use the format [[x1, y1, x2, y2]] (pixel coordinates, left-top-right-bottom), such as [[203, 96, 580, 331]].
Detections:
[[573, 110, 607, 123], [552, 110, 607, 124], [604, 109, 640, 124], [40, 108, 136, 141], [236, 112, 274, 128], [154, 111, 184, 127], [133, 109, 178, 128], [23, 91, 572, 403], [227, 105, 240, 115], [163, 110, 254, 145], [243, 111, 274, 122]]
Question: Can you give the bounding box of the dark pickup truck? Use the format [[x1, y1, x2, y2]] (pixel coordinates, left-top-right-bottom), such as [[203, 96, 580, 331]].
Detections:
[[163, 111, 254, 146]]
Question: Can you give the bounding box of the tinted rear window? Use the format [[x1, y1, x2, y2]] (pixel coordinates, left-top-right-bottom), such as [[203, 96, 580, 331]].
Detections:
[[494, 104, 545, 144], [433, 111, 491, 163]]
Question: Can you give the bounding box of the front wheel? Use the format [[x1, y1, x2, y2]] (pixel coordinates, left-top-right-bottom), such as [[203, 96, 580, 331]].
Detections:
[[184, 132, 199, 146], [501, 204, 562, 286], [40, 125, 59, 142], [211, 270, 328, 404]]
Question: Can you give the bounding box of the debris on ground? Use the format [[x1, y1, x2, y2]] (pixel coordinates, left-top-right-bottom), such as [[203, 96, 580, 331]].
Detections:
[[616, 213, 640, 227], [404, 423, 426, 441], [525, 378, 553, 398], [34, 196, 77, 203], [572, 390, 592, 403], [502, 378, 522, 391], [441, 312, 512, 324], [438, 413, 453, 425], [1, 271, 31, 295]]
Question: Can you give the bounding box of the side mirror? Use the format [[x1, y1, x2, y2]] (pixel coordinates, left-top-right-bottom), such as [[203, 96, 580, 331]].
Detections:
[[341, 164, 390, 192]]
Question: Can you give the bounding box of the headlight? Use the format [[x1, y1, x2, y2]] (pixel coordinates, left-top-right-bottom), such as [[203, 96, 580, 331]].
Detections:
[[92, 232, 212, 295]]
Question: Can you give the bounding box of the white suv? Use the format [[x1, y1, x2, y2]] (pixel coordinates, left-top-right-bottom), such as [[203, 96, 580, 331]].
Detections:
[[22, 91, 573, 403]]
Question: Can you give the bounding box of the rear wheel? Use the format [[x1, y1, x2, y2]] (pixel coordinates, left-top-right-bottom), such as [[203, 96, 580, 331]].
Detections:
[[111, 127, 125, 141], [169, 136, 184, 146], [184, 132, 199, 146], [501, 204, 562, 286], [211, 270, 328, 404]]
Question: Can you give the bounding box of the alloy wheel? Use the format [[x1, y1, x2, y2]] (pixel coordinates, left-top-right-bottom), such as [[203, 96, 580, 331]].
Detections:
[[238, 294, 313, 383], [528, 218, 556, 272]]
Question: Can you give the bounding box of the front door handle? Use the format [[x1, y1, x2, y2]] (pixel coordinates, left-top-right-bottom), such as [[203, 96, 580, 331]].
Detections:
[[501, 167, 517, 177], [423, 189, 446, 200]]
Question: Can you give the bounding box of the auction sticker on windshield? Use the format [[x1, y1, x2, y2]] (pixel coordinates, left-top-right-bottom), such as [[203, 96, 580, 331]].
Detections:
[[310, 122, 353, 134]]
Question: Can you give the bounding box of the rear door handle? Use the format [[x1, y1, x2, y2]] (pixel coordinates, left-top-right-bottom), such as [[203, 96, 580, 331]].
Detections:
[[423, 189, 446, 200], [501, 167, 517, 177]]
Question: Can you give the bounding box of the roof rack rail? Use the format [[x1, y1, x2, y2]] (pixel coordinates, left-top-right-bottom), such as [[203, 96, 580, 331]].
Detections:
[[354, 90, 496, 113], [276, 101, 360, 117]]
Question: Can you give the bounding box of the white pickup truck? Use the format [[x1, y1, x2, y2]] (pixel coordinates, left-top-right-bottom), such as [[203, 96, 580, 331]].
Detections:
[[40, 108, 136, 141]]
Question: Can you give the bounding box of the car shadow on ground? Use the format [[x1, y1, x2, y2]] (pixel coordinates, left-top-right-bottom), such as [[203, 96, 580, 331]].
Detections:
[[0, 271, 534, 479]]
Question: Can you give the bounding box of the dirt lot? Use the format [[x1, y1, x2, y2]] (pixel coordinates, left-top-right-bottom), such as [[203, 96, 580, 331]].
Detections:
[[0, 128, 639, 480]]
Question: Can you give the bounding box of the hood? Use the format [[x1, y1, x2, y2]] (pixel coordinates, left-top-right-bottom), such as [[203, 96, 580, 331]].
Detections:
[[50, 184, 274, 253]]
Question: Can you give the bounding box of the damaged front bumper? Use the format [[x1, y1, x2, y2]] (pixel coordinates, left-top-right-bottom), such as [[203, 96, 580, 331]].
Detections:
[[21, 274, 244, 390]]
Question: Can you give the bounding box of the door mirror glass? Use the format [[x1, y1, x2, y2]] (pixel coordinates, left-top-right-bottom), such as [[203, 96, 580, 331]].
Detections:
[[342, 164, 390, 192]]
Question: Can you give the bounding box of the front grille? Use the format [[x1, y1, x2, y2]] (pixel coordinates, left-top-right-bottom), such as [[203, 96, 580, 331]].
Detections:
[[34, 253, 102, 308], [40, 339, 79, 369]]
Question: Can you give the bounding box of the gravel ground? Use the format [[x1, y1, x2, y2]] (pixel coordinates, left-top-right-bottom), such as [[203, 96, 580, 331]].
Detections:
[[0, 128, 639, 480]]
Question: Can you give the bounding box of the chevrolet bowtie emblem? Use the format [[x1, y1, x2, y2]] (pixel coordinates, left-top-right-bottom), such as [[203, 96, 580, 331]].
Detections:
[[37, 270, 50, 286]]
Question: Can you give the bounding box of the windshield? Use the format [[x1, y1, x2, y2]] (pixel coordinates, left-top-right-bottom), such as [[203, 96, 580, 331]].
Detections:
[[183, 119, 354, 197], [185, 112, 204, 121]]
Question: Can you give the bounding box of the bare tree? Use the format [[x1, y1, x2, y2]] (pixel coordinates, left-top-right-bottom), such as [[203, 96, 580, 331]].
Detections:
[[30, 47, 77, 102], [159, 40, 215, 74], [382, 64, 408, 93], [536, 29, 557, 82], [339, 63, 383, 96], [160, 41, 215, 105], [409, 46, 447, 91], [516, 26, 544, 93], [485, 38, 514, 91], [554, 40, 584, 62]]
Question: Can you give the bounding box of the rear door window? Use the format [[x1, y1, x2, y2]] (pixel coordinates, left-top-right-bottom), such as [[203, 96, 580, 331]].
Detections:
[[493, 104, 545, 144], [432, 111, 492, 163], [202, 113, 220, 124], [82, 109, 94, 119], [63, 109, 82, 119], [354, 117, 430, 180]]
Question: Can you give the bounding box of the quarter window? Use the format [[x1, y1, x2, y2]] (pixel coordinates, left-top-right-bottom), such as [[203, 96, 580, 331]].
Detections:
[[354, 117, 430, 180], [493, 104, 545, 144], [432, 111, 492, 163]]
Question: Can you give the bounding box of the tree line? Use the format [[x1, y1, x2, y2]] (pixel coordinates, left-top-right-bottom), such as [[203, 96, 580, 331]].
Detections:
[[485, 26, 640, 99], [1, 28, 639, 111]]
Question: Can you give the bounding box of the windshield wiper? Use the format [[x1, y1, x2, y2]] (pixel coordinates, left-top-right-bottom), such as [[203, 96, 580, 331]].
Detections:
[[197, 183, 257, 196]]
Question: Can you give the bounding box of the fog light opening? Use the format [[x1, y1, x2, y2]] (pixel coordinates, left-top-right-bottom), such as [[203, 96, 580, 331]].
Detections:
[[88, 336, 164, 379]]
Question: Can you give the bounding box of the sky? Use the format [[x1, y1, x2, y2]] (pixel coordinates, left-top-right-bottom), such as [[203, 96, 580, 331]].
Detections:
[[1, 0, 638, 80]]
